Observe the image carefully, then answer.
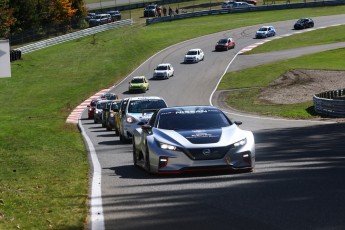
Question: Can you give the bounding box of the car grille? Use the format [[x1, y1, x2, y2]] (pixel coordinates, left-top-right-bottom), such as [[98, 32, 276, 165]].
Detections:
[[183, 145, 232, 160], [155, 73, 165, 77]]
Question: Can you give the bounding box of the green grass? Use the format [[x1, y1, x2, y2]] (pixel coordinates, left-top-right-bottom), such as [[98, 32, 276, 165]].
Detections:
[[219, 48, 345, 118], [247, 25, 345, 54], [2, 4, 345, 229]]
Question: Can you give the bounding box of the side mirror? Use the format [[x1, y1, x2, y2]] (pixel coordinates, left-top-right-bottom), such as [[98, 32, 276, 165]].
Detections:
[[142, 124, 152, 133], [234, 121, 242, 126]]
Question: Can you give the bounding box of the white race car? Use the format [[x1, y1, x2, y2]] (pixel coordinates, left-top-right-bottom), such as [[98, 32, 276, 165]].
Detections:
[[132, 106, 255, 174], [184, 48, 204, 63], [153, 63, 174, 79]]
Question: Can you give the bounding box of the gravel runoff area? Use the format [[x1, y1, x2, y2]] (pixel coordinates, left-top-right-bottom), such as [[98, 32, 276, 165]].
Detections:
[[259, 69, 345, 104]]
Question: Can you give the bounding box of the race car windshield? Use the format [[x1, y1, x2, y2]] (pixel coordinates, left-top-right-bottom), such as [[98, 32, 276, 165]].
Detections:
[[259, 27, 269, 31], [158, 110, 231, 130], [128, 100, 167, 113], [156, 65, 168, 70], [97, 102, 108, 109], [218, 39, 228, 43], [187, 51, 197, 55], [131, 78, 144, 83]]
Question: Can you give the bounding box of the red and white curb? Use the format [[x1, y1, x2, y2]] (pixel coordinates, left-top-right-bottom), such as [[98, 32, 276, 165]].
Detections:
[[66, 88, 112, 124]]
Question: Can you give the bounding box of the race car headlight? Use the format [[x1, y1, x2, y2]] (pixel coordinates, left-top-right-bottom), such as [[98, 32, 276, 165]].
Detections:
[[126, 116, 136, 123], [234, 138, 247, 148], [159, 142, 176, 151]]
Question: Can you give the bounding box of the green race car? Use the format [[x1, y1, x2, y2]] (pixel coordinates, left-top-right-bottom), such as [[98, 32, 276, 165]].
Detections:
[[128, 76, 149, 93]]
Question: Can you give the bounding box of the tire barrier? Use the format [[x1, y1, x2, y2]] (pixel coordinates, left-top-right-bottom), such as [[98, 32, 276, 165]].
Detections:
[[10, 49, 22, 62], [313, 88, 345, 117]]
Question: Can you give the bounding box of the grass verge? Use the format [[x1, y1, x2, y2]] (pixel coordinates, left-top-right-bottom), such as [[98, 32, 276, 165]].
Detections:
[[219, 48, 345, 119], [247, 25, 345, 54]]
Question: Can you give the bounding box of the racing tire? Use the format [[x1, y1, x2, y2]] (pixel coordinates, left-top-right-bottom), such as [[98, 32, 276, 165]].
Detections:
[[119, 132, 124, 142], [106, 122, 112, 131], [145, 147, 151, 173], [133, 141, 138, 166]]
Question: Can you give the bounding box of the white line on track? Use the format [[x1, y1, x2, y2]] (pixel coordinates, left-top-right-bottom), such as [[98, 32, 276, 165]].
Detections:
[[78, 120, 105, 230]]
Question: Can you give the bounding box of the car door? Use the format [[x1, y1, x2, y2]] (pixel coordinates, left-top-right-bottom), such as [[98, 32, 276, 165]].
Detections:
[[140, 111, 158, 153], [200, 50, 204, 60], [267, 27, 272, 36], [168, 65, 174, 76]]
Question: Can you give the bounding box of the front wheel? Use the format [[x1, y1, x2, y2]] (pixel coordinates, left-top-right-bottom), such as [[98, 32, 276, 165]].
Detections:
[[145, 147, 151, 173], [133, 140, 138, 166], [115, 127, 119, 136]]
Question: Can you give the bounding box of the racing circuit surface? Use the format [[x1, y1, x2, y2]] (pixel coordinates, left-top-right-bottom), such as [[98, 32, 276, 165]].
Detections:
[[80, 14, 345, 230]]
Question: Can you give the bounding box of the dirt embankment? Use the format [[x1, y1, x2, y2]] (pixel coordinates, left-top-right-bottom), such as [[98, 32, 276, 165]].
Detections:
[[258, 69, 345, 104]]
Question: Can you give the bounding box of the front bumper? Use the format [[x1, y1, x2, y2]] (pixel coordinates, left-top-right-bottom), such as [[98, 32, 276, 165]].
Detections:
[[129, 86, 146, 92], [255, 33, 267, 38], [147, 139, 255, 174]]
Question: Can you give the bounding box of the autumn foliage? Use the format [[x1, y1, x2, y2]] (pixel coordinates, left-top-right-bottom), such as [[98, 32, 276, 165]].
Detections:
[[1, 0, 87, 41]]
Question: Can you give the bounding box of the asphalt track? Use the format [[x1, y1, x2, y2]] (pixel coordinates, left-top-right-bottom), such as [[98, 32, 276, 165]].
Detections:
[[80, 15, 345, 230]]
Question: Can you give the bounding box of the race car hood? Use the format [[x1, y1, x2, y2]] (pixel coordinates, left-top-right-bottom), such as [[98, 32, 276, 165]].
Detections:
[[177, 129, 221, 144], [129, 83, 144, 87], [185, 55, 197, 58], [153, 125, 245, 145], [154, 70, 168, 74], [256, 31, 267, 35], [128, 112, 153, 122]]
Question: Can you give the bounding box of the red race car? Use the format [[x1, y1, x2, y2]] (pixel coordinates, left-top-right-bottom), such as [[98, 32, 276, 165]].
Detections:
[[215, 37, 235, 51], [87, 99, 99, 119]]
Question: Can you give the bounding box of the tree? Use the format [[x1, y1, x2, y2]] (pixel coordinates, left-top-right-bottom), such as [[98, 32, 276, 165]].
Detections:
[[0, 1, 16, 38], [7, 0, 87, 44]]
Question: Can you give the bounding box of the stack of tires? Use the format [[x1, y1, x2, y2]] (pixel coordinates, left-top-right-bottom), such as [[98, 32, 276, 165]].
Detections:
[[10, 49, 22, 62]]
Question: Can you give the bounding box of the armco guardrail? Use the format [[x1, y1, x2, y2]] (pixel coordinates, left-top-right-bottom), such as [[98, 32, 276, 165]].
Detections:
[[313, 89, 345, 117], [18, 19, 133, 54], [146, 0, 345, 25]]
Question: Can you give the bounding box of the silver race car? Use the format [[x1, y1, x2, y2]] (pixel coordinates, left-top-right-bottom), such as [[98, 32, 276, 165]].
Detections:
[[132, 106, 255, 174]]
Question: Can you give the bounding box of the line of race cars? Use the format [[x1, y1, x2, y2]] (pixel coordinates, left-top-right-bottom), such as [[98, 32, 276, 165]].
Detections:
[[88, 94, 255, 175], [85, 17, 314, 175]]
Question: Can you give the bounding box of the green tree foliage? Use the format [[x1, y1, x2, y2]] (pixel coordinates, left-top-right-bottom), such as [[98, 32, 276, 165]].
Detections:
[[0, 0, 16, 38], [8, 0, 87, 40]]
